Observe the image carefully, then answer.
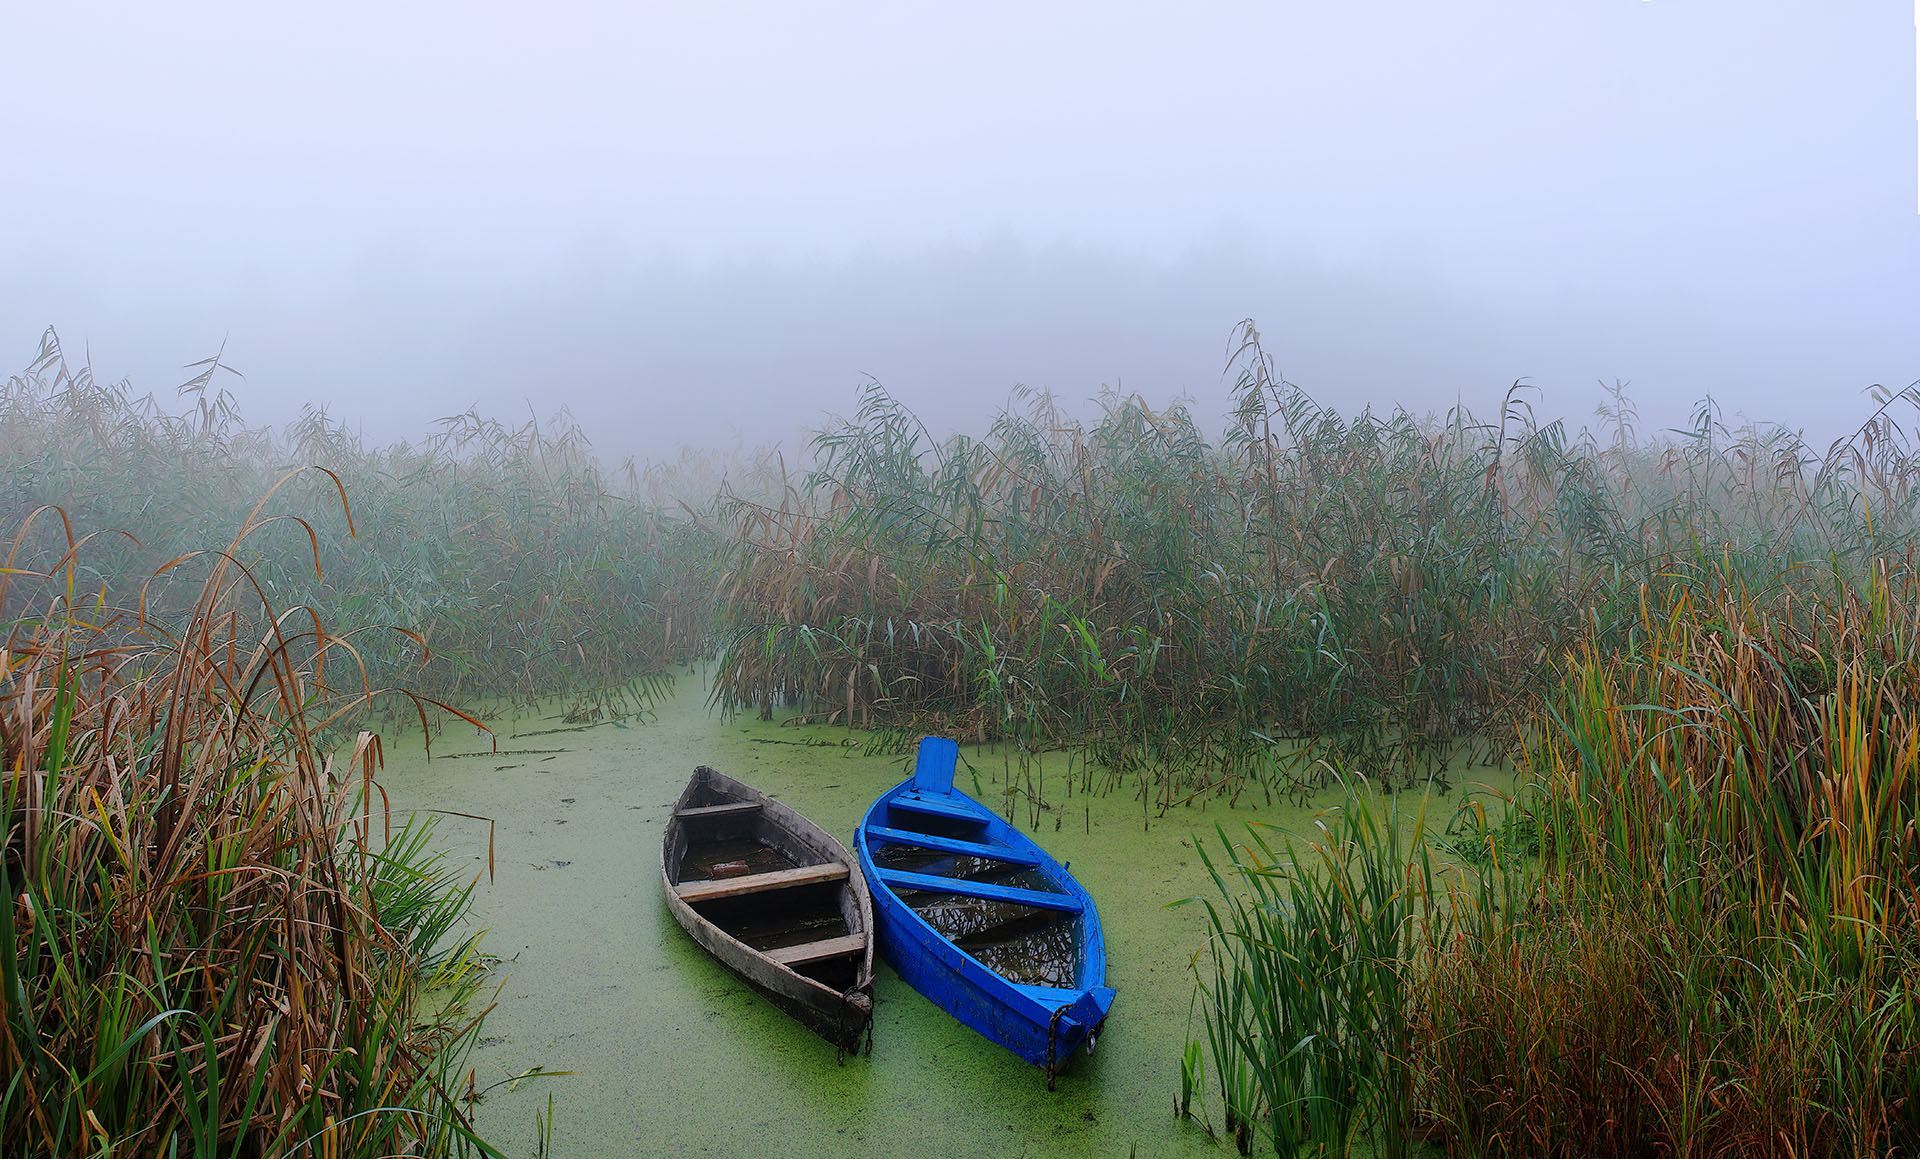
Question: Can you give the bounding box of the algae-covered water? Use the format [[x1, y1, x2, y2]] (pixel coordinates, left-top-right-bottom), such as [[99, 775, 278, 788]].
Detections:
[[380, 673, 1511, 1157]]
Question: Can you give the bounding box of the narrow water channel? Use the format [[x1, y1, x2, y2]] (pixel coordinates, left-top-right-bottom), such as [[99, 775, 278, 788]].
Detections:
[[379, 672, 1506, 1157]]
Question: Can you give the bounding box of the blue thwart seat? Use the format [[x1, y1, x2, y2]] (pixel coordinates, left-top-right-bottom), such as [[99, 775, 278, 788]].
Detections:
[[886, 791, 988, 825], [863, 824, 1042, 866], [871, 867, 1083, 913]]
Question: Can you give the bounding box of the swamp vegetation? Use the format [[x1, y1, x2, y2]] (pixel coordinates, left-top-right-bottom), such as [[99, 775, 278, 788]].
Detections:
[[0, 491, 497, 1155], [3, 320, 1917, 1156]]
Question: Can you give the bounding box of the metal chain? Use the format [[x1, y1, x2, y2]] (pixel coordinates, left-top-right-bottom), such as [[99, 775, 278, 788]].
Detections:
[[835, 987, 874, 1064], [1044, 1004, 1070, 1091]]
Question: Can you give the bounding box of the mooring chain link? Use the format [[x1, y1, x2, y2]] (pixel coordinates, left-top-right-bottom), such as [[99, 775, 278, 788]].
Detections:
[[835, 986, 874, 1065], [1044, 1003, 1071, 1091]]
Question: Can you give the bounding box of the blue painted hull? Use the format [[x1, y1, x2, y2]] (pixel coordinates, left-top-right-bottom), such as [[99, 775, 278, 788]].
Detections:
[[856, 739, 1114, 1083]]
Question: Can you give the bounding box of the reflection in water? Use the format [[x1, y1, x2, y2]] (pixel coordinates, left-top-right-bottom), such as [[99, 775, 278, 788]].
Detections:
[[965, 919, 1080, 989], [879, 842, 1082, 988], [873, 846, 1064, 891]]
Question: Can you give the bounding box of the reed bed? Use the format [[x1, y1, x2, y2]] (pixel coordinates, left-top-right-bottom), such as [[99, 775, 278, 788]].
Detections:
[[1, 329, 719, 720], [713, 321, 1920, 805], [1415, 562, 1920, 1158], [1186, 561, 1920, 1157], [12, 319, 1920, 1155], [0, 500, 499, 1157]]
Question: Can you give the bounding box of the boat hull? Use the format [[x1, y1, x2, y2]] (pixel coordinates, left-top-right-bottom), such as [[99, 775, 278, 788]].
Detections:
[[662, 766, 876, 1054], [857, 737, 1114, 1083]]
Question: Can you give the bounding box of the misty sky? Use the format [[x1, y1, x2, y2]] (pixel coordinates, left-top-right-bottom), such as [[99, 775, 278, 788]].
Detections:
[[4, 1, 1917, 462]]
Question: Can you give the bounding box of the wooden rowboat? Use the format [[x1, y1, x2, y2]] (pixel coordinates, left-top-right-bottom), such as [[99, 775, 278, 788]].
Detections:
[[855, 737, 1115, 1087], [661, 765, 875, 1054]]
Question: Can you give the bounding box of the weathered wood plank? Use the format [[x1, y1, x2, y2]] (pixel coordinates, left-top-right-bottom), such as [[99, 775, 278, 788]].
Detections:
[[874, 867, 1083, 913], [765, 933, 869, 967], [674, 861, 848, 903], [674, 801, 764, 820]]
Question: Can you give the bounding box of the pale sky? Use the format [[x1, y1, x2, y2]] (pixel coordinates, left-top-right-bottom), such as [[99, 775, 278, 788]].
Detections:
[[4, 1, 1916, 460]]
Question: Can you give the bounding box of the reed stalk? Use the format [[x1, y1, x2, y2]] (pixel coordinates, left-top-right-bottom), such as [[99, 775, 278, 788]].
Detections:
[[0, 498, 501, 1158]]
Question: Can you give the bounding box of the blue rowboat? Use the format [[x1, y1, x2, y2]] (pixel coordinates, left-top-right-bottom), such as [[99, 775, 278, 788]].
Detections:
[[855, 736, 1115, 1087]]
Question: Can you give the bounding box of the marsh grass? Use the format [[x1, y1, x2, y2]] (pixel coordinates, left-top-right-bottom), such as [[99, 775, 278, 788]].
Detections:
[[1186, 563, 1919, 1157], [1168, 336, 1920, 1155], [0, 497, 500, 1157], [1413, 564, 1920, 1157], [1185, 784, 1457, 1157], [12, 319, 1920, 1156], [714, 321, 1920, 811], [1, 329, 716, 721]]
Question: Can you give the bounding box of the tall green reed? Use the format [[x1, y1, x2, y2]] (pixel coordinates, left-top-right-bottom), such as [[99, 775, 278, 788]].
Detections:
[[0, 497, 505, 1157], [1185, 784, 1445, 1157], [1, 328, 719, 721], [714, 321, 1920, 806], [1417, 563, 1920, 1157]]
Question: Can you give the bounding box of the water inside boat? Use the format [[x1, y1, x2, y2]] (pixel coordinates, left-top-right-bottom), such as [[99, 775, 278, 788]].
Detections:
[[874, 841, 1082, 988], [679, 834, 861, 988], [679, 838, 796, 881], [872, 845, 1036, 882], [885, 809, 988, 841]]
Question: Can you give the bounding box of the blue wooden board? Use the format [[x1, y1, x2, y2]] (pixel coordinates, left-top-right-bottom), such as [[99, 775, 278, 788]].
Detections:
[[911, 735, 959, 793], [871, 867, 1084, 912], [886, 790, 985, 824], [864, 824, 1042, 866]]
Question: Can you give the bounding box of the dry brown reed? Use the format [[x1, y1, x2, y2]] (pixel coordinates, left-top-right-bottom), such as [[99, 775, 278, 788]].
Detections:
[[1413, 561, 1920, 1158], [712, 323, 1920, 807], [1, 494, 498, 1158]]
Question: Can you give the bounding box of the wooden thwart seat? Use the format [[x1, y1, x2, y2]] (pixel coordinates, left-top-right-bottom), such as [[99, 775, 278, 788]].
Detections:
[[866, 824, 1040, 866], [875, 867, 1083, 913], [674, 861, 847, 903], [674, 801, 764, 820], [766, 933, 868, 967]]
